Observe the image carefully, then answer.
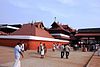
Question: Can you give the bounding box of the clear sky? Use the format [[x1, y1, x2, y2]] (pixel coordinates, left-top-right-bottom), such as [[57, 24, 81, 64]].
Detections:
[[0, 0, 100, 29]]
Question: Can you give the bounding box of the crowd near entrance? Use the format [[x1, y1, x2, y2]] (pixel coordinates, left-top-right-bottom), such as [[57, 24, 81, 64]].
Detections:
[[70, 37, 100, 54]]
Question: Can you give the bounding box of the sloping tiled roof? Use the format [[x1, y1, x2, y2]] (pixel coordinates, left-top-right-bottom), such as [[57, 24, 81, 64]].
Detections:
[[34, 22, 44, 27], [53, 35, 70, 40], [11, 23, 35, 35], [11, 23, 53, 38], [0, 24, 22, 33], [0, 31, 7, 35], [49, 22, 76, 33], [50, 22, 64, 30], [35, 27, 53, 38], [75, 33, 100, 36], [76, 28, 100, 37], [78, 28, 100, 33]]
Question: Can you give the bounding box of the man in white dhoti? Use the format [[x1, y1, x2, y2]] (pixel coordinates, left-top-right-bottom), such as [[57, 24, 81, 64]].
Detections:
[[13, 43, 24, 67], [52, 43, 56, 51], [40, 43, 45, 58]]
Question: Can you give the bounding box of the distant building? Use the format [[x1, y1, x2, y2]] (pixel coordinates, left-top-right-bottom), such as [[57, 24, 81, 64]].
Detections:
[[47, 22, 76, 41], [0, 24, 21, 34], [75, 28, 100, 44]]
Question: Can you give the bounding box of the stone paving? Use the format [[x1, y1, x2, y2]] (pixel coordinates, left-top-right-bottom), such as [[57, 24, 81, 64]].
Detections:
[[86, 51, 100, 67], [0, 46, 95, 67]]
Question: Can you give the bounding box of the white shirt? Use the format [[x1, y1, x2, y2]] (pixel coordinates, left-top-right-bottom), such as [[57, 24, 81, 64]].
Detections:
[[65, 45, 70, 52], [53, 44, 56, 49], [14, 45, 21, 59], [40, 44, 45, 55], [21, 44, 24, 51], [61, 45, 64, 51]]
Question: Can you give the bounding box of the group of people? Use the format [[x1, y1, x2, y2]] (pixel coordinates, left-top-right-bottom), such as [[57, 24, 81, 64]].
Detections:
[[73, 43, 100, 56], [13, 41, 100, 67], [52, 43, 71, 59], [13, 42, 71, 67], [37, 43, 71, 59], [81, 43, 100, 54], [60, 44, 70, 59]]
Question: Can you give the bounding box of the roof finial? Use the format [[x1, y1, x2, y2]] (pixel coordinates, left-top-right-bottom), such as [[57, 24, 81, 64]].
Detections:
[[31, 20, 33, 26], [54, 17, 57, 22], [32, 20, 33, 23]]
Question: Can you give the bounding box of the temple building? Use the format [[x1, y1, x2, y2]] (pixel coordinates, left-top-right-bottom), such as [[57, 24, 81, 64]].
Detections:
[[75, 28, 100, 44], [0, 22, 69, 50], [47, 22, 76, 41]]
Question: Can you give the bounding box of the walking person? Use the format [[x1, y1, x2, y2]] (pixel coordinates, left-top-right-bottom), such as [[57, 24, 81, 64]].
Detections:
[[37, 46, 40, 54], [52, 43, 56, 52], [37, 42, 42, 54], [40, 43, 45, 58], [13, 43, 24, 67], [97, 44, 100, 56], [65, 44, 70, 59], [43, 43, 47, 55], [61, 44, 64, 58], [98, 48, 100, 56], [61, 44, 70, 59]]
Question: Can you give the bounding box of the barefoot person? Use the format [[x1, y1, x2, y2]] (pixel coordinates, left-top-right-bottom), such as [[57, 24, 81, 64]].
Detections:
[[13, 43, 24, 67], [39, 43, 46, 58]]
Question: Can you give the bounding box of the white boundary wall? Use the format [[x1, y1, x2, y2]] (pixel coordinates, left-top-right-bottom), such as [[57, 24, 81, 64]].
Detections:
[[0, 35, 69, 43]]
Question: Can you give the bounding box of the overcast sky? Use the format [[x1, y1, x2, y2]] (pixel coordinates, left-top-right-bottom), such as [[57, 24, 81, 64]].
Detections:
[[0, 0, 100, 29]]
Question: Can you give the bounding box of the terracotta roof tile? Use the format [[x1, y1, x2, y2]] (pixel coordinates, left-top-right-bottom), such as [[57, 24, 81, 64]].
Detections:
[[11, 23, 53, 38], [0, 31, 7, 35], [75, 33, 100, 36]]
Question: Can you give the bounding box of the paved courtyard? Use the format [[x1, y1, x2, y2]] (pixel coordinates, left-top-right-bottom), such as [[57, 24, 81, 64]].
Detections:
[[87, 51, 100, 67], [0, 46, 98, 67]]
